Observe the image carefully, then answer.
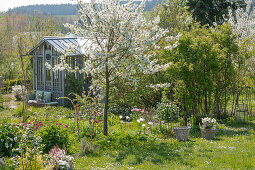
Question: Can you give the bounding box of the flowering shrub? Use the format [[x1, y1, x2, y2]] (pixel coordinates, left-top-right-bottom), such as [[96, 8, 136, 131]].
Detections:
[[201, 117, 217, 129], [156, 99, 179, 123], [39, 123, 70, 153], [48, 146, 73, 170], [0, 121, 21, 157], [12, 85, 26, 101]]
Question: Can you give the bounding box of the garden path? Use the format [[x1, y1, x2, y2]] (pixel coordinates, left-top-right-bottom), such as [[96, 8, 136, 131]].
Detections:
[[3, 94, 18, 109]]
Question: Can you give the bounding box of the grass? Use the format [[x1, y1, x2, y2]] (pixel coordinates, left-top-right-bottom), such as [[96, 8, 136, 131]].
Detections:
[[74, 123, 255, 169], [0, 97, 255, 169]]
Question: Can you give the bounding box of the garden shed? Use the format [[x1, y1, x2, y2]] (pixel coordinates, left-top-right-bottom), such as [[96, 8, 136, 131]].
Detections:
[[25, 37, 91, 105]]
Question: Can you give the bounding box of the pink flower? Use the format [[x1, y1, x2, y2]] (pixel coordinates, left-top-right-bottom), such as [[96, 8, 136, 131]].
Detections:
[[59, 123, 62, 125], [89, 120, 92, 124], [148, 122, 153, 125], [98, 112, 102, 115], [56, 123, 58, 125], [161, 121, 164, 124], [65, 125, 68, 127], [13, 124, 15, 126], [100, 119, 102, 122], [95, 120, 99, 124], [131, 108, 142, 112], [141, 109, 145, 113], [35, 126, 38, 129]]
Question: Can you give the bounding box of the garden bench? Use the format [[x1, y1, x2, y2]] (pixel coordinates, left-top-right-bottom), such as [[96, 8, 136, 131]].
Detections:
[[26, 91, 58, 107]]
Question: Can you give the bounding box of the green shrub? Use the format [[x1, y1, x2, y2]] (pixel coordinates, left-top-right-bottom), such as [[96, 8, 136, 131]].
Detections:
[[79, 138, 98, 156], [0, 121, 21, 157], [39, 123, 70, 154], [14, 106, 24, 117], [3, 79, 30, 93], [156, 93, 179, 123]]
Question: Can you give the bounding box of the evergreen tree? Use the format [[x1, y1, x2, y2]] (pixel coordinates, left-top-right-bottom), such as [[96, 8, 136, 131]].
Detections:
[[186, 0, 245, 26]]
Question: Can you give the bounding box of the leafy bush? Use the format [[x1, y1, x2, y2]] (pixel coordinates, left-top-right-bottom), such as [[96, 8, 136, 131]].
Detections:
[[12, 85, 26, 101], [0, 121, 21, 157], [3, 79, 30, 93], [17, 153, 47, 170], [79, 138, 98, 156], [39, 123, 70, 154], [156, 93, 179, 123]]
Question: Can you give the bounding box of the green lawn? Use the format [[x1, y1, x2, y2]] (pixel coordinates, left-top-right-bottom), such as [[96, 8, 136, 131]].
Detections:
[[0, 105, 255, 169], [74, 124, 255, 169]]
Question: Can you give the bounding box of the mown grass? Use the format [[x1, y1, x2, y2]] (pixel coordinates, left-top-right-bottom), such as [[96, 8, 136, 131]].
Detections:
[[74, 124, 255, 169]]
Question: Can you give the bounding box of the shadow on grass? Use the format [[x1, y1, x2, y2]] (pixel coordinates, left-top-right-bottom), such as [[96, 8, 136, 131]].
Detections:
[[189, 122, 255, 139], [213, 121, 255, 139], [110, 139, 195, 166]]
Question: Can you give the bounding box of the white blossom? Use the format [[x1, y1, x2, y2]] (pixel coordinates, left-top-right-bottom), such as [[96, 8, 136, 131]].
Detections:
[[51, 0, 180, 94]]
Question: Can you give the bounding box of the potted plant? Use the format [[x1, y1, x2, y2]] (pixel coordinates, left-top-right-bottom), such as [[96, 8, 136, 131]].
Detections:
[[200, 117, 217, 140], [174, 112, 191, 141], [156, 92, 191, 141]]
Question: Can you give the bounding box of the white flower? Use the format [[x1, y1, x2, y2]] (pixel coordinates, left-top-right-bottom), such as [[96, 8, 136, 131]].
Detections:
[[119, 115, 123, 119], [139, 118, 145, 122], [137, 119, 141, 123], [125, 116, 130, 120], [142, 124, 146, 127]]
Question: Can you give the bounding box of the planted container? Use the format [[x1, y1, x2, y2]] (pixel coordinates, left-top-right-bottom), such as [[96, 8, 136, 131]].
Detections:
[[174, 126, 191, 141]]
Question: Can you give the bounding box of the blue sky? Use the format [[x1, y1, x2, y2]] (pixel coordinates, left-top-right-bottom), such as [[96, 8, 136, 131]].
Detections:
[[1, 0, 90, 12]]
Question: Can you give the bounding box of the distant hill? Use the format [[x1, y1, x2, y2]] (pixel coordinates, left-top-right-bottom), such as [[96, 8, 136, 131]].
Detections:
[[7, 1, 166, 16], [7, 4, 78, 16]]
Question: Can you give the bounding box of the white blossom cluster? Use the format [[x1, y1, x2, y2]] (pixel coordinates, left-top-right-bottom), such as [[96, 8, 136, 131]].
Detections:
[[226, 0, 255, 75], [227, 0, 255, 44], [51, 0, 180, 94], [147, 83, 171, 91], [201, 117, 217, 129]]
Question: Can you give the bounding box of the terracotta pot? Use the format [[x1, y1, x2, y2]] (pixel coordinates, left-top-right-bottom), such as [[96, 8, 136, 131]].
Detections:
[[174, 126, 191, 141]]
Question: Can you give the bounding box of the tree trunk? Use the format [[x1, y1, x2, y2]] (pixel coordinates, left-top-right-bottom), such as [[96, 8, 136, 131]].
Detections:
[[204, 90, 208, 116], [103, 66, 110, 136]]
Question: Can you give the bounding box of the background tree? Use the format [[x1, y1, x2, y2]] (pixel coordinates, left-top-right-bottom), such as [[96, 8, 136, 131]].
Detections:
[[153, 0, 193, 35], [226, 0, 255, 113], [186, 0, 245, 26], [160, 23, 238, 123]]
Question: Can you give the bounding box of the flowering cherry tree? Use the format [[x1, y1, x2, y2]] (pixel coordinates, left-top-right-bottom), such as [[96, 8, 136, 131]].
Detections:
[[54, 0, 177, 135], [226, 0, 255, 111]]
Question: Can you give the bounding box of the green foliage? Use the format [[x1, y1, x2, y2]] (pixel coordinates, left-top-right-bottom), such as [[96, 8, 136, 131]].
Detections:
[[186, 0, 245, 25], [161, 24, 239, 122], [17, 153, 46, 170], [95, 132, 154, 150], [156, 92, 179, 123], [0, 121, 21, 157], [154, 0, 192, 35], [79, 138, 98, 156], [0, 93, 3, 108], [39, 123, 70, 154], [66, 74, 84, 96], [2, 79, 30, 93]]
